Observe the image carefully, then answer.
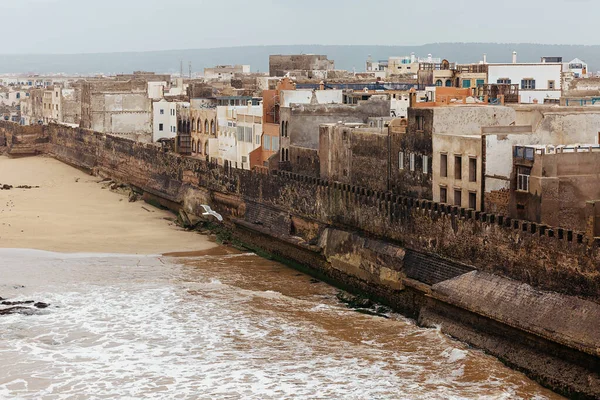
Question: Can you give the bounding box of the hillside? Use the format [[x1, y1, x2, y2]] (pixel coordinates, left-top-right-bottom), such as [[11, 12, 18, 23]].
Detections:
[[1, 43, 597, 75]]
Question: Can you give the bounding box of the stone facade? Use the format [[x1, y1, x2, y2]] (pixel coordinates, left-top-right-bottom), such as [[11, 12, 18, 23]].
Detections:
[[81, 80, 152, 141], [269, 54, 334, 78], [281, 98, 390, 177]]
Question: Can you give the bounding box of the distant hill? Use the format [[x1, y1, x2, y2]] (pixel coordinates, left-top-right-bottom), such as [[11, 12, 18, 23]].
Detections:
[[1, 43, 598, 75]]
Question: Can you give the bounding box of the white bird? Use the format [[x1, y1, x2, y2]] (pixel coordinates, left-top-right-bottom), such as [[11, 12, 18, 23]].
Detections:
[[200, 204, 223, 222]]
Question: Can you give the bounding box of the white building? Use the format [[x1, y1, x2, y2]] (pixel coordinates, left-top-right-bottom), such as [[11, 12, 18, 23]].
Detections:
[[152, 99, 188, 142], [487, 53, 562, 104], [564, 58, 588, 78], [390, 94, 410, 118], [0, 88, 29, 107], [204, 65, 250, 82], [216, 102, 262, 169]]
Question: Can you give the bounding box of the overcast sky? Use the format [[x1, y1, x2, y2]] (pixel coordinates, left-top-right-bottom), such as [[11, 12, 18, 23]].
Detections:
[[3, 0, 596, 54]]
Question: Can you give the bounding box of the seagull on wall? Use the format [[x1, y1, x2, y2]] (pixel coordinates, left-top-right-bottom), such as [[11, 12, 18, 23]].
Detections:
[[201, 205, 223, 222]]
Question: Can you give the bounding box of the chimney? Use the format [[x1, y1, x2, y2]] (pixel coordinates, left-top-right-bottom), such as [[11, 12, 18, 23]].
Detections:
[[483, 53, 487, 64], [512, 51, 517, 64]]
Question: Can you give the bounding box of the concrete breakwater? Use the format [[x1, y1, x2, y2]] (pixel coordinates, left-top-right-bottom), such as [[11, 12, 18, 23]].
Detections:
[[1, 121, 599, 399]]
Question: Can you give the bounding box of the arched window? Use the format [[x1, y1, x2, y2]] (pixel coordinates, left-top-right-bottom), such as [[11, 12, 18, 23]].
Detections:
[[192, 140, 196, 153], [191, 119, 196, 132], [211, 120, 215, 134], [285, 148, 289, 161], [178, 120, 182, 133], [435, 79, 443, 87], [204, 120, 209, 133], [445, 79, 452, 87], [281, 150, 285, 161], [285, 121, 289, 137], [204, 141, 209, 155], [281, 122, 284, 137], [186, 120, 191, 134]]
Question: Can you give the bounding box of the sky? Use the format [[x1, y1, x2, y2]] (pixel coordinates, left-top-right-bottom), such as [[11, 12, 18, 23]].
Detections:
[[3, 0, 597, 54]]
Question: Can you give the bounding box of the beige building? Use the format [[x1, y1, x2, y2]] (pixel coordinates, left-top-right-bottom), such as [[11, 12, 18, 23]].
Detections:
[[433, 134, 483, 210], [429, 105, 516, 210], [511, 144, 600, 232], [81, 80, 152, 141]]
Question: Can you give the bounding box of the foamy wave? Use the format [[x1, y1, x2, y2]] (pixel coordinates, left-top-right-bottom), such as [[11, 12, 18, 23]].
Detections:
[[0, 253, 560, 400]]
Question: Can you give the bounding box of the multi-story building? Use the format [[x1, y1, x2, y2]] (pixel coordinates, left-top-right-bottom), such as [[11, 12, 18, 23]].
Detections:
[[280, 97, 390, 177], [41, 86, 62, 124], [249, 77, 296, 171], [511, 144, 600, 232], [81, 79, 152, 141], [190, 108, 218, 160], [487, 53, 562, 104], [152, 99, 187, 142], [402, 87, 516, 205], [564, 58, 588, 78]]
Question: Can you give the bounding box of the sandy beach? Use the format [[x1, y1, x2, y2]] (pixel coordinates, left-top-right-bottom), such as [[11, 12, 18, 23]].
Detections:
[[0, 155, 215, 254]]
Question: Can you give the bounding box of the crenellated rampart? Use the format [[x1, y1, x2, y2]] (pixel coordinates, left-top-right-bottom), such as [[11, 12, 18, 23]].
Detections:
[[2, 121, 599, 398]]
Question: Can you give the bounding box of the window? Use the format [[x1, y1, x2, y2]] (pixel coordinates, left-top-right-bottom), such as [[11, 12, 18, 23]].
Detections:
[[272, 136, 279, 151], [521, 79, 536, 90], [435, 79, 443, 87], [159, 123, 163, 131], [236, 126, 244, 141], [160, 109, 164, 115], [454, 189, 462, 207], [440, 186, 447, 203], [445, 79, 452, 87], [517, 166, 531, 192], [422, 155, 429, 174], [469, 192, 477, 210], [242, 156, 248, 163], [410, 153, 415, 171], [454, 155, 462, 180], [548, 80, 555, 90], [398, 152, 404, 170], [462, 79, 471, 88], [469, 157, 477, 182], [416, 115, 424, 131], [264, 136, 271, 150], [256, 134, 261, 145], [440, 154, 448, 177], [497, 78, 511, 85], [476, 79, 485, 87], [244, 126, 253, 143]]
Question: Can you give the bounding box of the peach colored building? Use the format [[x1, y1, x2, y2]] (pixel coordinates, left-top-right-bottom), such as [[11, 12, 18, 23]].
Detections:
[[249, 78, 296, 170], [182, 107, 218, 159]]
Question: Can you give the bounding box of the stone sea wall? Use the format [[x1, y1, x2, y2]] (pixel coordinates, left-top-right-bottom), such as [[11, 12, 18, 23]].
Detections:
[[2, 121, 599, 399]]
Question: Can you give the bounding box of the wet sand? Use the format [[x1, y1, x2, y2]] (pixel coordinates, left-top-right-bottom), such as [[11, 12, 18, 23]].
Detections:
[[0, 155, 215, 254]]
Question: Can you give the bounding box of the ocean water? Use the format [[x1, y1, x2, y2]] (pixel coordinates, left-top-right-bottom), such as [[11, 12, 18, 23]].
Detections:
[[0, 248, 563, 399]]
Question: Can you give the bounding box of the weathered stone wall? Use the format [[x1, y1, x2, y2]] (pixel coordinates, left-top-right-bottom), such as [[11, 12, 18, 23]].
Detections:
[[3, 120, 600, 398], [6, 121, 594, 300]]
